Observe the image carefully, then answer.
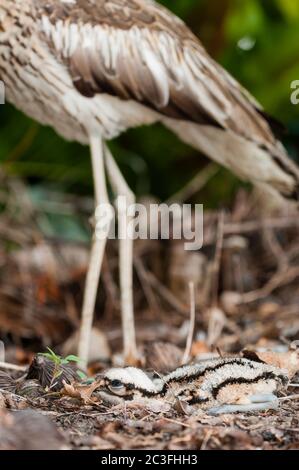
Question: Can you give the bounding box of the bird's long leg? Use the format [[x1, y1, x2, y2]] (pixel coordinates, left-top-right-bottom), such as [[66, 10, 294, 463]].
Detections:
[[104, 145, 138, 365], [78, 136, 112, 368]]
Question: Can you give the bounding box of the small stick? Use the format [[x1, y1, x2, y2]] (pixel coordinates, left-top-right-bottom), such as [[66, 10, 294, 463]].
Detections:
[[216, 347, 223, 358], [167, 163, 219, 204], [203, 217, 299, 246], [201, 429, 213, 451], [240, 267, 299, 304], [163, 417, 193, 429], [134, 258, 161, 314], [0, 361, 27, 372], [181, 282, 196, 365], [278, 394, 299, 401], [146, 270, 189, 315], [211, 211, 225, 306]]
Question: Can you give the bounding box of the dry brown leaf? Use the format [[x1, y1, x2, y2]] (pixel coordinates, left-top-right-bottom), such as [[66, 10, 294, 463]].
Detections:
[[144, 342, 183, 373], [62, 380, 101, 403], [173, 398, 192, 416], [257, 302, 280, 318], [191, 340, 210, 357], [242, 349, 299, 378], [0, 409, 68, 450], [220, 291, 243, 316], [89, 435, 116, 450], [153, 418, 183, 434], [0, 390, 29, 410]]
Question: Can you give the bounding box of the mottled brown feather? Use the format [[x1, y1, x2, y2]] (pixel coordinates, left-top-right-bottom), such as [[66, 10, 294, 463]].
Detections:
[[36, 0, 279, 145], [1, 0, 297, 198]]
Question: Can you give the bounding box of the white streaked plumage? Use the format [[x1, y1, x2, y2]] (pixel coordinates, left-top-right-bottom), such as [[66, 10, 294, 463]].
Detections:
[[104, 367, 159, 392], [98, 358, 289, 414]]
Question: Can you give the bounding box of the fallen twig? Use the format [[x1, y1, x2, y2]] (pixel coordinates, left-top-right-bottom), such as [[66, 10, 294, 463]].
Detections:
[[145, 270, 189, 316], [167, 163, 219, 204], [204, 216, 299, 246], [134, 257, 161, 314], [240, 267, 299, 304], [211, 211, 225, 306], [279, 394, 299, 402], [0, 361, 27, 372], [181, 282, 196, 365]]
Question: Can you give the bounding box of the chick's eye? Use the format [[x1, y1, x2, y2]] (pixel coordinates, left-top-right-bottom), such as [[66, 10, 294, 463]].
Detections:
[[111, 380, 122, 388], [108, 380, 126, 395]]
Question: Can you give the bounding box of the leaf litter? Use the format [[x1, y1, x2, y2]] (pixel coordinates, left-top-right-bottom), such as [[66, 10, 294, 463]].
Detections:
[[0, 182, 299, 449]]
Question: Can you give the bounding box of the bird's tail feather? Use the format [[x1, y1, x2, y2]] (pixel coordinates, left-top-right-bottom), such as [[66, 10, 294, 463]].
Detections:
[[163, 119, 299, 203]]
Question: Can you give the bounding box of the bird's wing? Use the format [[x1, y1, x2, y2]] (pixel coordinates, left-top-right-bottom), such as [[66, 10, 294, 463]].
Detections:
[[36, 0, 276, 148]]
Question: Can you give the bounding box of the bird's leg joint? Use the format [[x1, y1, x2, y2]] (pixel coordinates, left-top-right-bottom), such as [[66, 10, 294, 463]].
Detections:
[[94, 201, 114, 241]]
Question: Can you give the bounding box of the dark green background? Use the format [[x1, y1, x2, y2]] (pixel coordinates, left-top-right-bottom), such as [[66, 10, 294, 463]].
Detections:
[[1, 0, 299, 211]]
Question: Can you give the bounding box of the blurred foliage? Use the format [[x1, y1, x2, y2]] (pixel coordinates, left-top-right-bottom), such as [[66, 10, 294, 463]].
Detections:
[[1, 0, 299, 211]]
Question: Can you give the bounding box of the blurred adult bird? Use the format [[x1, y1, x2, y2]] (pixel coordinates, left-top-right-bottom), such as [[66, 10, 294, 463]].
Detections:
[[0, 0, 298, 366]]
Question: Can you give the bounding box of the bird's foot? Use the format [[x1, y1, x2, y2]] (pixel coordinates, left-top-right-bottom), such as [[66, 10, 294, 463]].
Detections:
[[208, 394, 279, 415]]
